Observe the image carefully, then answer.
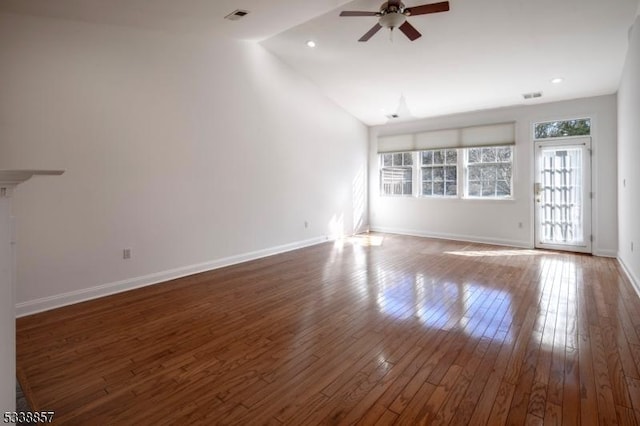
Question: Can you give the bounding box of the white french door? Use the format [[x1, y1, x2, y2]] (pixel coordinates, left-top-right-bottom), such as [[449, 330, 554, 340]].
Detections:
[[534, 137, 592, 253]]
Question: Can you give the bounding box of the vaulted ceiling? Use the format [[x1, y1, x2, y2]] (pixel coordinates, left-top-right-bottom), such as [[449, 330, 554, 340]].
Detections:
[[2, 0, 639, 125]]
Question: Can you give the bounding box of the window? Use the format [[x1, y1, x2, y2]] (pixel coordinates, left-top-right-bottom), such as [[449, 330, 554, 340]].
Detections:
[[534, 118, 591, 139], [421, 149, 457, 197], [380, 152, 413, 196], [465, 146, 513, 198], [379, 145, 514, 199]]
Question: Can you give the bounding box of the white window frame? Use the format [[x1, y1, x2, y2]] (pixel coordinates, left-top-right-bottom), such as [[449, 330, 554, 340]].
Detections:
[[463, 146, 514, 200], [378, 145, 514, 200], [379, 152, 414, 197], [419, 149, 459, 198]]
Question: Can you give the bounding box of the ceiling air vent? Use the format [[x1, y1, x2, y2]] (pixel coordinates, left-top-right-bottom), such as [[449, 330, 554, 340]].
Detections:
[[224, 9, 250, 21], [523, 92, 543, 100], [386, 114, 399, 119]]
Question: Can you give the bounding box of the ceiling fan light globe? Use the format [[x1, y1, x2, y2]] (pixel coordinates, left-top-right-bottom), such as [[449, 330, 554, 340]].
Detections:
[[379, 12, 406, 29]]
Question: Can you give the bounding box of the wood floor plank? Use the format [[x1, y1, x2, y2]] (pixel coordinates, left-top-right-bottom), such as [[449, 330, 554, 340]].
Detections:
[[487, 379, 517, 425], [591, 324, 621, 425], [14, 233, 640, 425]]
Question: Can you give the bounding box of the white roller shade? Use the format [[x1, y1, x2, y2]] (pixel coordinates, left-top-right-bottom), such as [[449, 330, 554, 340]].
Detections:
[[415, 129, 460, 149], [461, 123, 515, 147], [378, 122, 515, 153], [377, 134, 415, 152]]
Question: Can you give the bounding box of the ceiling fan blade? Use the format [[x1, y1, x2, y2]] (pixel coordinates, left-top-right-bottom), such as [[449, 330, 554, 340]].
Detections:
[[405, 1, 450, 16], [399, 21, 422, 41], [340, 11, 379, 17], [358, 23, 383, 42]]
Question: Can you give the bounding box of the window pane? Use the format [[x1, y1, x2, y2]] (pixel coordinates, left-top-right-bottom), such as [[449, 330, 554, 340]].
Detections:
[[433, 182, 444, 195], [445, 166, 457, 181], [468, 182, 481, 196], [433, 168, 444, 181], [482, 148, 496, 162], [422, 181, 432, 195], [468, 165, 481, 181], [446, 150, 457, 164], [468, 148, 482, 163], [534, 118, 591, 139], [380, 159, 413, 196], [393, 153, 403, 166], [481, 166, 496, 181], [403, 152, 413, 165], [433, 150, 445, 165], [446, 183, 457, 196], [422, 151, 433, 165], [497, 181, 511, 196], [482, 182, 495, 196], [422, 167, 432, 181], [383, 154, 392, 166], [496, 164, 511, 180], [496, 147, 512, 162]]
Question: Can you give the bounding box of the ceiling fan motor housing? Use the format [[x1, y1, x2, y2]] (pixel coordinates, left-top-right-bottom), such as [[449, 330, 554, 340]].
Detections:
[[380, 1, 405, 14], [379, 1, 408, 29], [379, 12, 407, 29]]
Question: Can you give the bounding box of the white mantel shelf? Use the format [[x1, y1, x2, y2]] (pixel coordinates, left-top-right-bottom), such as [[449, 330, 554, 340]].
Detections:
[[0, 170, 65, 186], [1, 169, 63, 415]]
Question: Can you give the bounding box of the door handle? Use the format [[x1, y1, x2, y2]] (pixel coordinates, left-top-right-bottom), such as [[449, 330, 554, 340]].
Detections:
[[534, 183, 542, 204]]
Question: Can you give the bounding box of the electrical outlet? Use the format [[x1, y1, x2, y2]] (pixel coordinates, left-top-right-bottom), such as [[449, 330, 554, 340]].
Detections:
[[123, 248, 131, 259]]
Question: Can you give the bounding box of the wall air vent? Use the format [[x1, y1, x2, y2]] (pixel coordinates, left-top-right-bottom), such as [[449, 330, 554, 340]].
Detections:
[[523, 92, 543, 100], [224, 9, 250, 21]]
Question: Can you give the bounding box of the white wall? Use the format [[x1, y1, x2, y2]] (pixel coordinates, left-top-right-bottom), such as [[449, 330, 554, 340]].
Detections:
[[618, 15, 640, 288], [0, 13, 368, 314], [369, 95, 618, 255]]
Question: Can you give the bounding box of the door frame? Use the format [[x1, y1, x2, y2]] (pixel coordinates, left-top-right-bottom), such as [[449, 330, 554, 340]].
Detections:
[[533, 136, 592, 253]]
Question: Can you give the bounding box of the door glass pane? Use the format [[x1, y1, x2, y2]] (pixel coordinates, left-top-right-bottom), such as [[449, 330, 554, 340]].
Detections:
[[539, 147, 583, 245]]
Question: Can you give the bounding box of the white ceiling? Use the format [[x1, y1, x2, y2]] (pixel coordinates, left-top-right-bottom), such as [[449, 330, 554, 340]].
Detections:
[[262, 0, 640, 125], [2, 0, 639, 125], [0, 0, 353, 41]]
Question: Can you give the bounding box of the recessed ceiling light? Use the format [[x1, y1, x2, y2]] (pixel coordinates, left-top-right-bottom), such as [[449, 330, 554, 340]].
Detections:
[[551, 77, 564, 84], [306, 40, 316, 48]]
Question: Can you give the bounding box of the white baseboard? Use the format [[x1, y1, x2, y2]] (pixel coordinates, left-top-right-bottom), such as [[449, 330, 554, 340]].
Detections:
[[369, 226, 531, 249], [593, 248, 618, 258], [618, 256, 640, 300], [16, 235, 329, 317]]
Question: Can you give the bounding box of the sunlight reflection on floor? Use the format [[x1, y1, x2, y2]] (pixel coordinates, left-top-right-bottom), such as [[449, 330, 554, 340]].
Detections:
[[445, 249, 559, 257], [346, 234, 384, 247], [374, 267, 514, 344]]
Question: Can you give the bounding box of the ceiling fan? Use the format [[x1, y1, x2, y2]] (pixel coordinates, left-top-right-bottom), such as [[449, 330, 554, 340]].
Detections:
[[339, 1, 450, 42]]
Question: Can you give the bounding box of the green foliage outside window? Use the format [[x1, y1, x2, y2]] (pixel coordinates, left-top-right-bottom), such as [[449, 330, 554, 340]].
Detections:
[[534, 119, 591, 139]]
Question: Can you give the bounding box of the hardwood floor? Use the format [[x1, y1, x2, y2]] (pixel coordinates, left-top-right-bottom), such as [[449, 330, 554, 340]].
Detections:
[[16, 233, 640, 425]]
